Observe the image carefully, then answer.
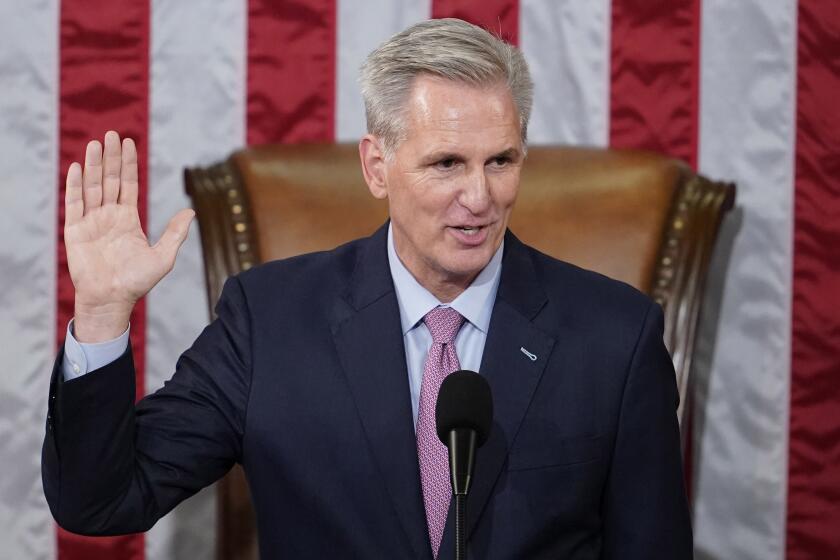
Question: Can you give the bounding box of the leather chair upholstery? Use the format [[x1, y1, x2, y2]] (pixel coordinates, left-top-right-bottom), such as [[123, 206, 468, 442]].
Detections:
[[185, 143, 735, 560]]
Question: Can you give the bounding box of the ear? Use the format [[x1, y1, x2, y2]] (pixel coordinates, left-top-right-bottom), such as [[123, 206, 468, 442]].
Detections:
[[359, 134, 388, 200]]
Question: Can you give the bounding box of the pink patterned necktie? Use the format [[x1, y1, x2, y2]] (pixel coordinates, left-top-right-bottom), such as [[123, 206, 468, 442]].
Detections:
[[417, 306, 465, 558]]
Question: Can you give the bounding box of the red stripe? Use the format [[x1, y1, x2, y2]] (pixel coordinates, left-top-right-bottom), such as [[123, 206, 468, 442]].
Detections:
[[609, 0, 700, 168], [609, 0, 700, 497], [431, 0, 519, 46], [247, 0, 336, 145], [57, 1, 149, 558], [787, 3, 840, 557]]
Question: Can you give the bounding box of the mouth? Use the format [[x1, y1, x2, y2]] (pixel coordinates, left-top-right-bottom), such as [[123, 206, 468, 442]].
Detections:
[[447, 223, 492, 246]]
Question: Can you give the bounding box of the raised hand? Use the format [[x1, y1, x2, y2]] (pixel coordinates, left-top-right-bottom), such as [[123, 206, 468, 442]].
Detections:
[[65, 131, 194, 342]]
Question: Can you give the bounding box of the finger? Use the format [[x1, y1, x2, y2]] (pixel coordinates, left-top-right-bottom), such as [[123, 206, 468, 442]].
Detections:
[[101, 131, 122, 205], [65, 162, 84, 228], [153, 208, 195, 269], [118, 137, 139, 207], [82, 140, 103, 212]]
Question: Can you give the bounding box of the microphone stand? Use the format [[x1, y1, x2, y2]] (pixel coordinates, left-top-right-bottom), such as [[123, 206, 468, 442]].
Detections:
[[448, 428, 477, 560], [455, 494, 467, 560]]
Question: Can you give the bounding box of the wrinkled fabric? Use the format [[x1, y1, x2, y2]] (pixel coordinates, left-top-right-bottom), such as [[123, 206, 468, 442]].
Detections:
[[0, 1, 59, 559], [57, 0, 151, 558], [787, 2, 840, 558], [5, 1, 840, 559], [144, 0, 248, 557], [336, 0, 429, 141], [610, 0, 699, 166], [247, 0, 336, 145], [693, 2, 797, 560], [433, 0, 518, 44], [522, 0, 611, 146]]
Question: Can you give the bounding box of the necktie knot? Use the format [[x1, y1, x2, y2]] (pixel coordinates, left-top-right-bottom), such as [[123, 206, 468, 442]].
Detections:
[[423, 307, 465, 345]]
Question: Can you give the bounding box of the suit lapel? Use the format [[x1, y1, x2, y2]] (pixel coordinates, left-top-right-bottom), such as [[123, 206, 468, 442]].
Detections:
[[331, 224, 432, 559], [438, 232, 557, 558], [331, 227, 557, 559]]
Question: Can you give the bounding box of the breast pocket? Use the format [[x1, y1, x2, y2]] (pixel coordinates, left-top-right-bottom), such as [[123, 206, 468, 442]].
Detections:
[[507, 434, 604, 471]]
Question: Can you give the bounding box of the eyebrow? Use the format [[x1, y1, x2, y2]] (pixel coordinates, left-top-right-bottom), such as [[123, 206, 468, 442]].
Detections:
[[487, 148, 521, 161], [420, 147, 522, 165], [420, 151, 463, 165]]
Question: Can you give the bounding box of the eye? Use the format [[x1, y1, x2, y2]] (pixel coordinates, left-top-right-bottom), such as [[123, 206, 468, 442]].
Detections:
[[435, 158, 458, 170], [488, 156, 510, 168]]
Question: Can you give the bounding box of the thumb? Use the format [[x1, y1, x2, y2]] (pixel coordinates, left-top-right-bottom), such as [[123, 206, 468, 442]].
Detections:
[[153, 208, 195, 269]]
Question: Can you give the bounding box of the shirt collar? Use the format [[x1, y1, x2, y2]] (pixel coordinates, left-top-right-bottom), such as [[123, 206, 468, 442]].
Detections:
[[387, 223, 503, 336]]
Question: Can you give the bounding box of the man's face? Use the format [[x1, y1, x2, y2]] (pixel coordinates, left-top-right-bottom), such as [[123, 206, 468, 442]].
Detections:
[[366, 75, 524, 300]]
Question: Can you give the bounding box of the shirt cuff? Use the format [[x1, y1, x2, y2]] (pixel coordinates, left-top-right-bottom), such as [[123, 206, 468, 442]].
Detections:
[[61, 319, 130, 381]]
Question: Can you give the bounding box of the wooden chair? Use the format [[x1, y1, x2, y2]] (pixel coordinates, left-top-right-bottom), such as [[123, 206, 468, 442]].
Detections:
[[185, 143, 735, 560]]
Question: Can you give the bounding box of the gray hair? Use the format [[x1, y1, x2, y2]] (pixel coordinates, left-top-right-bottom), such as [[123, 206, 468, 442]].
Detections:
[[360, 18, 533, 157]]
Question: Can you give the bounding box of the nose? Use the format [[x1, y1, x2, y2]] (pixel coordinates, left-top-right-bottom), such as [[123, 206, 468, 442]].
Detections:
[[458, 167, 491, 214]]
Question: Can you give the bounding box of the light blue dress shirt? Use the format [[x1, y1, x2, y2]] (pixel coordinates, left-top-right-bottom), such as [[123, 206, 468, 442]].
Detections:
[[386, 225, 503, 424], [62, 224, 504, 424], [62, 320, 130, 381]]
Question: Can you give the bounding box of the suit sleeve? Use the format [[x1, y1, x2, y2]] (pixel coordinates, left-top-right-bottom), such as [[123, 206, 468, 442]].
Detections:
[[42, 276, 252, 536], [601, 302, 693, 559]]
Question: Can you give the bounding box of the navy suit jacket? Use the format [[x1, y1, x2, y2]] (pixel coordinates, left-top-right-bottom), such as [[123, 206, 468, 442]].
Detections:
[[43, 224, 692, 559]]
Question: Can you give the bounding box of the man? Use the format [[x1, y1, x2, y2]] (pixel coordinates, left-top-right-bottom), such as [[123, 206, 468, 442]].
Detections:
[[43, 18, 692, 559]]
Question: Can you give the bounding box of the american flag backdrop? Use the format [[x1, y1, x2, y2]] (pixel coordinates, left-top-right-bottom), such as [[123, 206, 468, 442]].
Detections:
[[1, 1, 838, 559]]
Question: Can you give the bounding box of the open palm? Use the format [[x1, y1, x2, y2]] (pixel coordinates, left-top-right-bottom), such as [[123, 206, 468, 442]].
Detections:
[[65, 131, 194, 333]]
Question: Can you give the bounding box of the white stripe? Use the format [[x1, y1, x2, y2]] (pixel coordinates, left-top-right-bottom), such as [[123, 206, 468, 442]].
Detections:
[[520, 0, 611, 146], [0, 2, 58, 559], [692, 2, 797, 559], [146, 0, 247, 557], [335, 0, 431, 142]]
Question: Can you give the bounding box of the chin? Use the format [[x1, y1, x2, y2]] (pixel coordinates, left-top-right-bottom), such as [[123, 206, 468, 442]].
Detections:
[[440, 249, 494, 279]]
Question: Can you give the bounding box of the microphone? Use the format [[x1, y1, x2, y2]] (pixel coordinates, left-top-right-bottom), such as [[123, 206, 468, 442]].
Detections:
[[436, 370, 493, 560]]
